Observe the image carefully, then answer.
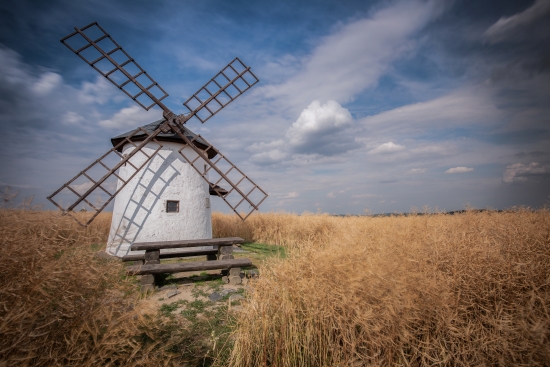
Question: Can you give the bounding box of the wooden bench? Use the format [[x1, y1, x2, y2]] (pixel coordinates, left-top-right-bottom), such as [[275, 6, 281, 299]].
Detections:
[[130, 237, 244, 251], [121, 248, 218, 262], [125, 237, 250, 291], [126, 258, 252, 275]]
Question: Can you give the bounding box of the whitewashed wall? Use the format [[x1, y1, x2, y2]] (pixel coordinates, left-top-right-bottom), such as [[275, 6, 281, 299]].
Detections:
[[106, 141, 212, 257]]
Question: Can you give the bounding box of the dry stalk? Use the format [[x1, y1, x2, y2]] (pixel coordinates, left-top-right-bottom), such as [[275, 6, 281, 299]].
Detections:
[[2, 209, 549, 366], [213, 210, 550, 366], [0, 209, 186, 366]]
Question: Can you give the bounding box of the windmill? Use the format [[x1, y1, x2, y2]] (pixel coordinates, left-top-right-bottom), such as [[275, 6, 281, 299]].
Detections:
[[48, 22, 268, 255]]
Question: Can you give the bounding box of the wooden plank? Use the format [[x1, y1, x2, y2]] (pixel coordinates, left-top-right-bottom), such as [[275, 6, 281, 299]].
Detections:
[[126, 258, 252, 275], [130, 237, 244, 251], [122, 248, 218, 262]]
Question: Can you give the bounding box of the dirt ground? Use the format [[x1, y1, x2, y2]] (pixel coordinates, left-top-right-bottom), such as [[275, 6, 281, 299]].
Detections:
[[139, 269, 251, 315], [131, 244, 271, 319]]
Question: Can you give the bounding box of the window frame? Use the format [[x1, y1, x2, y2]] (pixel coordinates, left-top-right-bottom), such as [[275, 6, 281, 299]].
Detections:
[[166, 200, 179, 213]]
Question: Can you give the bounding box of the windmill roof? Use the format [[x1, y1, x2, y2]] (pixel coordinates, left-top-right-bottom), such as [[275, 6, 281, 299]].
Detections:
[[111, 119, 217, 159]]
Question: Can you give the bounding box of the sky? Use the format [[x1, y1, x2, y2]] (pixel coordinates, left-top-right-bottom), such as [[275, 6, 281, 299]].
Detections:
[[0, 0, 549, 215]]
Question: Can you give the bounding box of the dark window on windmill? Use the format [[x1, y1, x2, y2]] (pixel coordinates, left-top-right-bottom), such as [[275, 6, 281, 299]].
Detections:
[[166, 200, 179, 213]]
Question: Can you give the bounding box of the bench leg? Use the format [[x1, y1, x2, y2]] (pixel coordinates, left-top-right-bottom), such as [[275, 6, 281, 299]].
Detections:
[[218, 245, 234, 260], [140, 250, 160, 292], [141, 274, 155, 292], [228, 267, 243, 285], [144, 250, 160, 264]]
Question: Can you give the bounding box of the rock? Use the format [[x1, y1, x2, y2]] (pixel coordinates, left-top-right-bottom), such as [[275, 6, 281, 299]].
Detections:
[[219, 254, 234, 260], [220, 288, 237, 296], [247, 270, 259, 278], [219, 245, 233, 255], [209, 288, 236, 301], [141, 274, 155, 285], [229, 267, 242, 276], [166, 289, 180, 298], [229, 275, 241, 285], [221, 276, 229, 283], [209, 292, 223, 302]]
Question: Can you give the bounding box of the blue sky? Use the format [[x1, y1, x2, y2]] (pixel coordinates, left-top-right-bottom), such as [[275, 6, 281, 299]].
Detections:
[[0, 0, 549, 214]]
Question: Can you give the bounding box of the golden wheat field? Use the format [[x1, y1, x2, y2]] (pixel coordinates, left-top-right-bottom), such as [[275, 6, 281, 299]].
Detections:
[[1, 208, 549, 366]]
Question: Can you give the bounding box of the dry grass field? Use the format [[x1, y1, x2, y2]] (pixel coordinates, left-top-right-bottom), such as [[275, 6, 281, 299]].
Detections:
[[0, 209, 189, 366], [1, 207, 549, 366], [214, 210, 550, 366]]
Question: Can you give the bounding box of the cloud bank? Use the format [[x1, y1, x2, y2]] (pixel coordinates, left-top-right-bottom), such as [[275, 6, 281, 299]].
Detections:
[[503, 162, 550, 183], [445, 167, 474, 174]]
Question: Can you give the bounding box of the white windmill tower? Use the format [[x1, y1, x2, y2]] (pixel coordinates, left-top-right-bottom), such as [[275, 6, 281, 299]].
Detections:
[[105, 121, 224, 256], [48, 22, 268, 257]]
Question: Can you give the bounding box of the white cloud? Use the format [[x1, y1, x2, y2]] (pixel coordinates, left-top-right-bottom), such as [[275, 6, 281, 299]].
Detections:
[[0, 45, 110, 132], [103, 180, 118, 192], [248, 100, 357, 165], [250, 149, 288, 166], [280, 192, 299, 199], [0, 181, 40, 189], [484, 0, 550, 43], [260, 0, 444, 108], [368, 142, 405, 155], [362, 89, 501, 134], [242, 0, 449, 169], [71, 181, 94, 194], [503, 162, 550, 183], [247, 140, 284, 154], [99, 105, 153, 129], [31, 72, 62, 95], [327, 191, 335, 198], [1, 47, 32, 82], [409, 145, 449, 156], [284, 153, 344, 167], [78, 75, 116, 105], [286, 100, 354, 154], [352, 193, 378, 199], [406, 168, 426, 175], [445, 167, 474, 174], [288, 101, 352, 139], [62, 111, 85, 126]]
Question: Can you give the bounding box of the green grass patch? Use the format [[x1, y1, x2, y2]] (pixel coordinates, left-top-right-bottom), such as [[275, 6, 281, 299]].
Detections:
[[241, 242, 286, 260], [159, 300, 187, 317], [191, 284, 209, 298], [207, 277, 224, 292], [90, 243, 102, 252]]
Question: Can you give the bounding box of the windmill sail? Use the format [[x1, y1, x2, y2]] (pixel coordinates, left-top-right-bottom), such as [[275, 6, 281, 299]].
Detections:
[[49, 22, 266, 226], [182, 58, 259, 123], [47, 127, 164, 226], [61, 22, 171, 113], [170, 125, 268, 220]]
